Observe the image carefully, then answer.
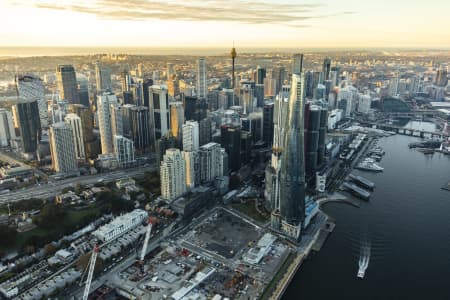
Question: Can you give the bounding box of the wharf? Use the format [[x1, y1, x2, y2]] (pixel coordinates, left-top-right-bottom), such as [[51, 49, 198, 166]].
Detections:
[[348, 174, 375, 190], [442, 181, 450, 191]]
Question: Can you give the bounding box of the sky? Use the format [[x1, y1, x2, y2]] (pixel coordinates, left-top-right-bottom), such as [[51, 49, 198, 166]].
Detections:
[[0, 0, 449, 49]]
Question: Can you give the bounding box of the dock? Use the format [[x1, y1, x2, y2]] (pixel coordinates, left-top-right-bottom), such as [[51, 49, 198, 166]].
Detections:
[[442, 181, 450, 191], [342, 182, 371, 200], [348, 174, 375, 190]]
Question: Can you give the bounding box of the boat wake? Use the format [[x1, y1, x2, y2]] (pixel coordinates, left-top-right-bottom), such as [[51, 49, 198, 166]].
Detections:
[[357, 242, 371, 279]]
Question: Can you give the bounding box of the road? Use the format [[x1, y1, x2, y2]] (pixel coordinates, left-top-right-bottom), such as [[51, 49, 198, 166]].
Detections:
[[0, 151, 48, 180], [0, 165, 157, 203]]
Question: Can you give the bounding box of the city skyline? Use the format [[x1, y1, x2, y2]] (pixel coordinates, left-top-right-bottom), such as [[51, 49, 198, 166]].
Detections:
[[1, 0, 450, 49]]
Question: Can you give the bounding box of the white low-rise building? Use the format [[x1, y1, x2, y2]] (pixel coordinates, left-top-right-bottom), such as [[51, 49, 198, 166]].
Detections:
[[92, 209, 147, 242]]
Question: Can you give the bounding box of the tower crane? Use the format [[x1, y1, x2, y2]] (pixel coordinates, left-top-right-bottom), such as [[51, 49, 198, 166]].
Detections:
[[139, 217, 153, 271], [83, 244, 99, 300]]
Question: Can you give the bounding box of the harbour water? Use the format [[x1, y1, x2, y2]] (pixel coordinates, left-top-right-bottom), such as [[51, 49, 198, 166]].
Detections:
[[284, 124, 450, 299]]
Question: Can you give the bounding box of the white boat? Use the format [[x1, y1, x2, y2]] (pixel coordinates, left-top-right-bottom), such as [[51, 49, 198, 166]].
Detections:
[[357, 244, 371, 279]]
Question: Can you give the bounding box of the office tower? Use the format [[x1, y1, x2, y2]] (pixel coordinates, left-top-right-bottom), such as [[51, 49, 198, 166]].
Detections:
[[64, 113, 85, 159], [230, 46, 237, 89], [220, 124, 241, 172], [160, 148, 187, 200], [182, 95, 207, 121], [12, 100, 41, 154], [314, 84, 326, 100], [120, 69, 132, 93], [167, 76, 180, 97], [166, 63, 175, 81], [241, 112, 263, 143], [337, 86, 358, 117], [0, 109, 16, 147], [149, 85, 170, 141], [199, 118, 212, 146], [435, 64, 448, 87], [357, 94, 372, 114], [388, 72, 400, 97], [113, 135, 135, 167], [137, 63, 144, 78], [219, 89, 235, 110], [67, 104, 98, 158], [197, 58, 207, 99], [322, 57, 332, 82], [182, 151, 196, 189], [157, 134, 179, 163], [304, 71, 315, 98], [170, 102, 184, 138], [49, 122, 77, 173], [292, 54, 304, 75], [142, 78, 153, 108], [207, 90, 220, 111], [56, 65, 78, 104], [317, 107, 328, 166], [199, 142, 224, 184], [256, 66, 266, 85], [76, 75, 90, 107], [263, 102, 274, 145], [95, 62, 112, 93], [97, 93, 118, 154], [127, 106, 150, 151], [304, 104, 320, 178], [264, 75, 277, 98], [110, 103, 123, 138], [273, 67, 286, 95], [239, 83, 255, 115], [15, 75, 48, 128], [182, 120, 200, 151], [275, 54, 306, 241], [255, 84, 265, 108]]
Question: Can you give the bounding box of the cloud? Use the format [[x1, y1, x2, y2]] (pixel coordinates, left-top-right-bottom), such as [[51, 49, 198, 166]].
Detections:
[[15, 0, 353, 27]]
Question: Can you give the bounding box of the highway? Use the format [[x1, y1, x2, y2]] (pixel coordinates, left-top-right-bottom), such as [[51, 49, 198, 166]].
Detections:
[[0, 165, 157, 203]]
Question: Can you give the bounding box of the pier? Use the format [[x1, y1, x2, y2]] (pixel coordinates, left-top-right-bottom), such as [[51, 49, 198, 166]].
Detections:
[[342, 182, 371, 200], [348, 174, 376, 190], [361, 122, 450, 139]]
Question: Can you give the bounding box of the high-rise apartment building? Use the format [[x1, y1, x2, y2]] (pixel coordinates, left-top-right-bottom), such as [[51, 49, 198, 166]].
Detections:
[[199, 142, 224, 184], [49, 122, 77, 173], [64, 113, 85, 160], [160, 148, 187, 200], [97, 93, 118, 154], [182, 121, 200, 151], [113, 135, 135, 167], [56, 65, 78, 104]]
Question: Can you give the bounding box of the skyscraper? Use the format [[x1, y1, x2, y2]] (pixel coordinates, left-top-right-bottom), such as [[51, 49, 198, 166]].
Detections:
[[113, 135, 135, 167], [256, 66, 266, 85], [170, 102, 184, 138], [76, 74, 90, 107], [95, 62, 112, 93], [220, 124, 241, 172], [160, 148, 187, 200], [0, 109, 16, 147], [199, 142, 224, 184], [182, 150, 197, 189], [388, 72, 400, 97], [197, 58, 207, 99], [56, 65, 78, 104], [49, 122, 77, 173], [273, 54, 306, 241], [182, 121, 200, 152], [149, 85, 170, 141], [263, 102, 274, 145], [64, 113, 85, 160], [12, 100, 41, 154], [15, 75, 48, 128], [125, 105, 150, 152], [322, 57, 332, 82], [97, 93, 118, 154], [68, 104, 99, 159]]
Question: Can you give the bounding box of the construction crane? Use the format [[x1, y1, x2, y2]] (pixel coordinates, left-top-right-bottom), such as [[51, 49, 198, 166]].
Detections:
[[83, 244, 99, 300], [139, 217, 153, 270]]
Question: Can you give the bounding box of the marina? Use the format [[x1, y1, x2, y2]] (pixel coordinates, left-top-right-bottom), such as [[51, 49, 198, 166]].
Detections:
[[348, 174, 376, 190], [341, 182, 371, 200]]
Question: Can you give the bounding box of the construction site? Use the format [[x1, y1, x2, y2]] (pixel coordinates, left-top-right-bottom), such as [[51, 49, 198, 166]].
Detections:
[[84, 207, 292, 300]]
